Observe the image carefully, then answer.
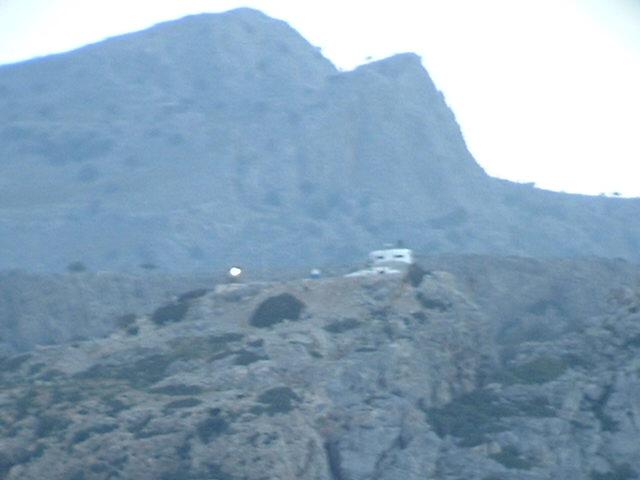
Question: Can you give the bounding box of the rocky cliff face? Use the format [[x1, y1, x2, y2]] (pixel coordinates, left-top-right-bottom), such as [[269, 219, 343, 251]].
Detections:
[[1, 257, 639, 479], [1, 8, 639, 272]]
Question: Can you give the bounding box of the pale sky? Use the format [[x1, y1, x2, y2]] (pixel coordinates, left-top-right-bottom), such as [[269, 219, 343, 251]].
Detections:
[[1, 0, 639, 197]]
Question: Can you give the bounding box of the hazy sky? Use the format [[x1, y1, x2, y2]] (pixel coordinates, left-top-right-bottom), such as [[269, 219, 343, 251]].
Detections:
[[1, 0, 639, 197]]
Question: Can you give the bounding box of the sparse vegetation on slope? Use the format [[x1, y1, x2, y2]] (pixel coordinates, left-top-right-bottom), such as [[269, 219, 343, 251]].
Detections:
[[1, 252, 640, 479], [249, 293, 305, 327]]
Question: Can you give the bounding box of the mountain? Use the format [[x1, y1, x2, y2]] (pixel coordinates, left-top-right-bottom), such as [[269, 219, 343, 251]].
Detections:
[[1, 8, 640, 273], [1, 256, 639, 479]]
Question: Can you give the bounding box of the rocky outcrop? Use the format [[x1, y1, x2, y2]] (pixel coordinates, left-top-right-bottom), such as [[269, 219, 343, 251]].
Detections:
[[1, 257, 640, 479], [0, 271, 489, 480], [1, 9, 640, 272]]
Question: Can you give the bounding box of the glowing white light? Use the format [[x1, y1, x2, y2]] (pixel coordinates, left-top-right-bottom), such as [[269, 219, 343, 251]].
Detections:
[[228, 266, 242, 277]]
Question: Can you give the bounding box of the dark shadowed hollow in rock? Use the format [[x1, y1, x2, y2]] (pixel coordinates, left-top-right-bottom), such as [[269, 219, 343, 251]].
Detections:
[[249, 293, 305, 328], [404, 263, 429, 287]]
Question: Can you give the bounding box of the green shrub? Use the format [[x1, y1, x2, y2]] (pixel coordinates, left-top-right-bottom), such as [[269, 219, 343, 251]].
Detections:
[[197, 412, 229, 443], [116, 313, 137, 329], [204, 464, 236, 480], [506, 357, 568, 384], [424, 390, 510, 446], [89, 463, 110, 474], [67, 261, 87, 273], [411, 311, 427, 322], [252, 387, 300, 416], [103, 396, 129, 416], [150, 384, 204, 396], [151, 302, 189, 326], [28, 363, 45, 376], [47, 383, 84, 405], [416, 293, 451, 312], [425, 389, 554, 447], [591, 384, 619, 432], [490, 445, 533, 470], [15, 388, 39, 420], [43, 130, 114, 165], [160, 468, 197, 480], [36, 414, 71, 438], [370, 307, 390, 320], [0, 448, 32, 476], [591, 464, 636, 480], [249, 294, 305, 328], [169, 333, 243, 360], [31, 443, 45, 460], [75, 354, 173, 389], [71, 423, 117, 444], [323, 318, 361, 334], [68, 470, 86, 480], [128, 416, 152, 437], [1, 353, 31, 372], [126, 326, 139, 336], [77, 165, 100, 183], [429, 207, 469, 228], [177, 289, 209, 302], [164, 398, 202, 411], [514, 396, 555, 417], [624, 335, 640, 348], [233, 350, 267, 366]]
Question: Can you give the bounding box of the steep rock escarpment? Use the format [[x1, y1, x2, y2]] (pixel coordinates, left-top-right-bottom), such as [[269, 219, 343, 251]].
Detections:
[[0, 9, 639, 271]]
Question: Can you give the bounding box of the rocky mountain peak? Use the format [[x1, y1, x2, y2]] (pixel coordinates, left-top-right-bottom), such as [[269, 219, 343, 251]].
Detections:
[[141, 8, 336, 77], [340, 52, 442, 109], [357, 52, 428, 77], [1, 9, 640, 272]]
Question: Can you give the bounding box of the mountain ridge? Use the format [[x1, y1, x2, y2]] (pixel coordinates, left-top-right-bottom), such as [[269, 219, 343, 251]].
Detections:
[[1, 9, 639, 272]]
